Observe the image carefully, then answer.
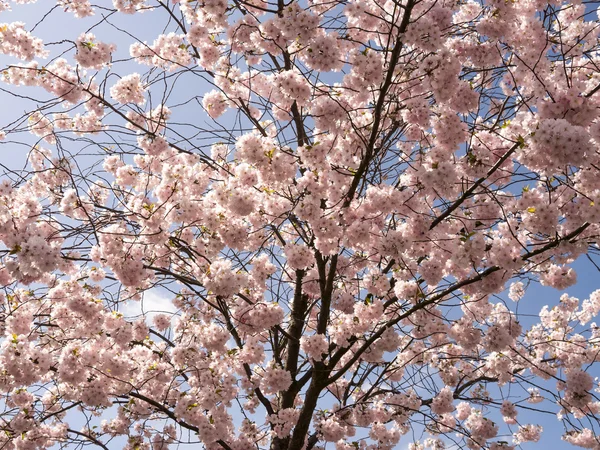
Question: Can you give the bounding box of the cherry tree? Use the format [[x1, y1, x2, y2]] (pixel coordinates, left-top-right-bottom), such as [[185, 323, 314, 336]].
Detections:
[[1, 0, 600, 448]]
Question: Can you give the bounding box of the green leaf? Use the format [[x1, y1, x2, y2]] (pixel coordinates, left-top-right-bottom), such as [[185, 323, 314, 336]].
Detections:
[[142, 203, 155, 213], [264, 148, 275, 160]]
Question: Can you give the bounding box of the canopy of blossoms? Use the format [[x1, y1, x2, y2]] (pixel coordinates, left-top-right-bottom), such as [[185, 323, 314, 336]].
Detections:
[[1, 0, 600, 449]]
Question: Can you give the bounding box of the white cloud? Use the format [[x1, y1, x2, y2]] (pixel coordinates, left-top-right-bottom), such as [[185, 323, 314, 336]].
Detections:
[[120, 288, 178, 323]]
